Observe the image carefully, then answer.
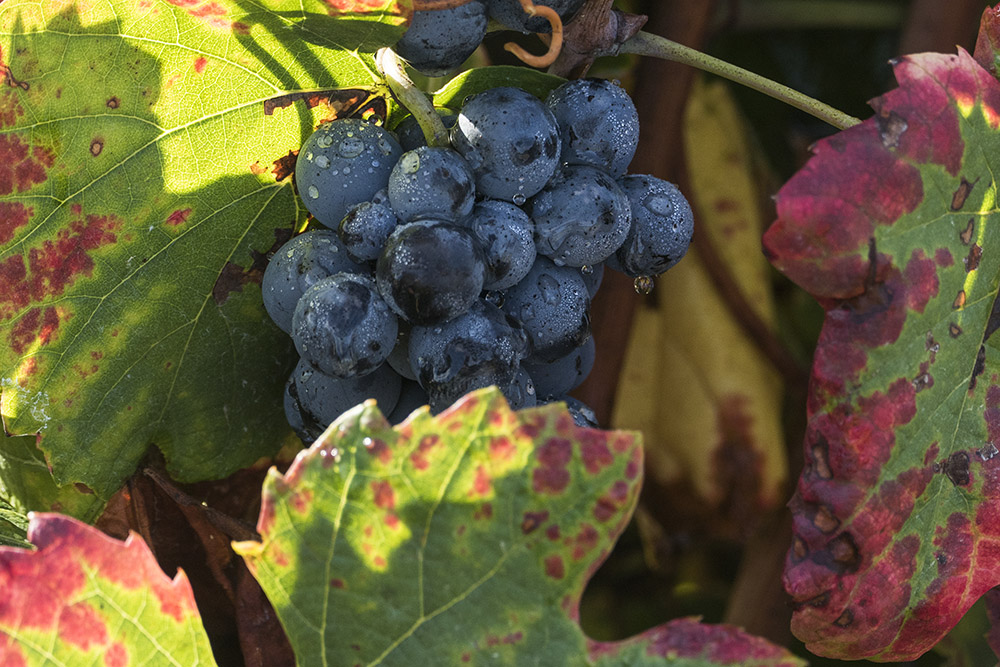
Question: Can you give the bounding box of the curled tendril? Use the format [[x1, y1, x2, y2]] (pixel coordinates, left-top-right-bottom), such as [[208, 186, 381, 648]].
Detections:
[[503, 0, 564, 68]]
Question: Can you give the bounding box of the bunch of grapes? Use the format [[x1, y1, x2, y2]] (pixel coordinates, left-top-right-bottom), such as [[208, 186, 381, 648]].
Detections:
[[262, 76, 694, 443]]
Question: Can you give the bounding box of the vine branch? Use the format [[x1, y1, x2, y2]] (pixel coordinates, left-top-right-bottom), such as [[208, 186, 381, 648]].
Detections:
[[620, 30, 861, 130]]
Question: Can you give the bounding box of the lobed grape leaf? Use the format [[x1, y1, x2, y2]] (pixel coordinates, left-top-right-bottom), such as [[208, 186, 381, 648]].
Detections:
[[0, 512, 216, 665], [764, 43, 1000, 660], [234, 387, 803, 666], [613, 78, 787, 533], [0, 0, 408, 499]]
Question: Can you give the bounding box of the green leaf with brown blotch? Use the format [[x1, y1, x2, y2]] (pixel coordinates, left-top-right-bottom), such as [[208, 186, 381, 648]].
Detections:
[[234, 387, 804, 666], [0, 0, 408, 500], [0, 512, 216, 665], [764, 31, 1000, 661]]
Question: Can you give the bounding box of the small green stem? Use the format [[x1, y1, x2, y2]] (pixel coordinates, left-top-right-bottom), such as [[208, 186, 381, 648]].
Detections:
[[375, 47, 449, 147], [620, 31, 861, 130]]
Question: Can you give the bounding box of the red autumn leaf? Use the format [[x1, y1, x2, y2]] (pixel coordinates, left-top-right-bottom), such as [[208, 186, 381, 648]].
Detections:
[[764, 29, 1000, 661], [0, 513, 216, 665]]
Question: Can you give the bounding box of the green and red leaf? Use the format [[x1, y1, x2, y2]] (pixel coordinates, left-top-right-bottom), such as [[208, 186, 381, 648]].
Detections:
[[0, 512, 216, 665], [0, 0, 407, 499], [764, 41, 1000, 660], [235, 387, 802, 666]]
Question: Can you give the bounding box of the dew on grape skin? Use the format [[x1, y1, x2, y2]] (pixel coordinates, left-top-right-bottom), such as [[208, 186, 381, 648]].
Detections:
[[307, 185, 319, 199], [512, 193, 526, 205], [340, 137, 365, 158], [315, 155, 330, 169]]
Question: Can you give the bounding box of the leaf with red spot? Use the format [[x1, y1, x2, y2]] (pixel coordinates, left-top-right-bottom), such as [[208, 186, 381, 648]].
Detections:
[[0, 0, 408, 499], [234, 387, 803, 666], [764, 29, 1000, 661], [0, 512, 216, 665]]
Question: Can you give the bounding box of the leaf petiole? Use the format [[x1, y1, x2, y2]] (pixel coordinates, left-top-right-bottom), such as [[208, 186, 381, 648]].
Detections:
[[375, 47, 450, 147], [620, 30, 861, 130]]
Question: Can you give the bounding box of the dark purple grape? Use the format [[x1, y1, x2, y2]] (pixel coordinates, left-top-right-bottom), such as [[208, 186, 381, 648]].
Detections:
[[293, 358, 402, 428], [339, 200, 399, 262], [529, 165, 631, 267], [376, 220, 486, 325], [409, 300, 528, 413], [464, 200, 536, 290], [395, 1, 488, 76], [490, 0, 585, 33], [523, 335, 594, 399], [387, 147, 476, 223], [291, 274, 397, 379], [546, 78, 639, 177], [610, 174, 694, 278], [502, 256, 590, 363], [261, 230, 368, 333], [451, 87, 561, 203], [296, 119, 402, 228]]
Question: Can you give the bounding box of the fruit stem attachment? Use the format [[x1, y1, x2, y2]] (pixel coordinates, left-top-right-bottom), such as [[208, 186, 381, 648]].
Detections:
[[503, 0, 564, 68], [376, 47, 450, 147], [621, 31, 860, 130]]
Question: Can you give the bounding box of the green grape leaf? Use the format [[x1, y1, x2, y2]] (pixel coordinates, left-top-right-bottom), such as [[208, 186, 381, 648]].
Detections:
[[0, 433, 106, 523], [0, 0, 408, 499], [764, 45, 1000, 660], [235, 387, 803, 666], [433, 65, 565, 108], [0, 512, 216, 665], [0, 496, 28, 547]]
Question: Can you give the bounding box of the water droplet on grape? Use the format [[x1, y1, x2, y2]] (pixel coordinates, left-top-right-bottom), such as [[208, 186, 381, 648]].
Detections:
[[315, 154, 330, 169], [520, 304, 534, 321], [305, 151, 314, 161], [512, 193, 526, 205], [645, 194, 674, 217], [580, 264, 593, 274], [538, 274, 560, 305], [400, 152, 421, 174], [634, 275, 654, 295], [316, 133, 333, 149], [377, 137, 394, 155], [372, 160, 381, 168], [339, 137, 365, 158], [307, 185, 319, 199], [343, 166, 351, 174]]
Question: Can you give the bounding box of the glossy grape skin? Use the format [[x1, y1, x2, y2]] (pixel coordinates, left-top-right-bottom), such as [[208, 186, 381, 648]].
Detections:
[[529, 165, 631, 267], [409, 300, 528, 413], [296, 119, 402, 228], [490, 0, 585, 33], [451, 87, 561, 203], [394, 111, 459, 151], [387, 147, 476, 223], [291, 274, 397, 379], [339, 200, 399, 262], [503, 368, 537, 410], [502, 256, 591, 363], [385, 323, 417, 381], [376, 220, 487, 325], [284, 374, 323, 445], [546, 78, 639, 177], [610, 175, 694, 277], [387, 379, 430, 425], [395, 1, 488, 76], [292, 358, 401, 428], [464, 200, 537, 290], [261, 230, 368, 333], [523, 335, 595, 399]]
